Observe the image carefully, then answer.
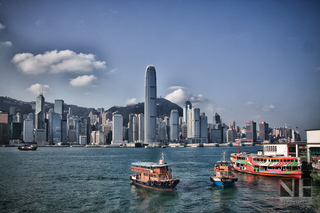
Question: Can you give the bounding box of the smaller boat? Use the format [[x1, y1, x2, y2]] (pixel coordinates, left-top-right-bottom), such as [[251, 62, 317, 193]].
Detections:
[[130, 153, 179, 191], [17, 145, 37, 151], [210, 152, 238, 187]]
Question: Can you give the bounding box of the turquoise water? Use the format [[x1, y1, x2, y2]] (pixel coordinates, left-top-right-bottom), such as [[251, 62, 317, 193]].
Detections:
[[0, 146, 319, 212]]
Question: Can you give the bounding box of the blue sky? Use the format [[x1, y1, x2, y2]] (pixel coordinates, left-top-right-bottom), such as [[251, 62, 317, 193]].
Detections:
[[0, 0, 319, 138]]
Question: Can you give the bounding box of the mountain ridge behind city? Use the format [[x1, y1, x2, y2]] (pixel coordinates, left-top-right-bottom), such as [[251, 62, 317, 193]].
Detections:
[[0, 96, 183, 125]]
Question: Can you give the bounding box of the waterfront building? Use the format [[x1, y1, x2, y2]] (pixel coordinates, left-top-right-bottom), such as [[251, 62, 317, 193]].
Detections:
[[144, 65, 157, 143], [53, 113, 61, 143], [187, 108, 208, 143], [226, 128, 236, 142], [11, 122, 22, 140], [0, 111, 10, 145], [23, 119, 33, 142], [214, 113, 221, 124], [259, 122, 269, 141], [183, 101, 192, 124], [128, 114, 137, 142], [46, 109, 54, 144], [34, 129, 46, 144], [35, 94, 45, 130], [68, 129, 76, 143], [158, 120, 167, 142], [79, 135, 87, 145], [170, 109, 179, 141], [200, 112, 208, 142], [112, 114, 123, 145], [246, 121, 257, 143], [132, 115, 138, 142], [138, 113, 144, 142], [181, 123, 187, 139]]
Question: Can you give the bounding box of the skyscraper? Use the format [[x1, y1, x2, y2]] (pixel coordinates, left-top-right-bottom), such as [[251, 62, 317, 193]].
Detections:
[[259, 122, 269, 141], [112, 114, 123, 145], [35, 94, 45, 130], [246, 121, 257, 143], [144, 65, 157, 143], [183, 101, 192, 124], [169, 109, 179, 141]]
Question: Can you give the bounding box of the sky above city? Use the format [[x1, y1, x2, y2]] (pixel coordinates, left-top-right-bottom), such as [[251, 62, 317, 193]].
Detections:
[[1, 0, 320, 139]]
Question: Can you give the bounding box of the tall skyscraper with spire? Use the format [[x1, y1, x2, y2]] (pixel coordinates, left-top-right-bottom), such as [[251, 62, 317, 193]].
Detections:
[[144, 65, 157, 143]]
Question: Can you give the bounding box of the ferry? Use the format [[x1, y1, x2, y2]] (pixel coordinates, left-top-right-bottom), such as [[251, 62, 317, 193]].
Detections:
[[210, 152, 238, 187], [17, 145, 37, 151], [230, 152, 303, 178], [129, 154, 179, 191]]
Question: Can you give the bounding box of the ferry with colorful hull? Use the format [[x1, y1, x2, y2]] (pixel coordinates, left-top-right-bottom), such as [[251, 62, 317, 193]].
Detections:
[[129, 154, 179, 191], [210, 153, 238, 187], [230, 152, 303, 178]]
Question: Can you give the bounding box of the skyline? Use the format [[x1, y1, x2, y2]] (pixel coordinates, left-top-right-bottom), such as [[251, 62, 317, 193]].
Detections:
[[0, 1, 320, 139]]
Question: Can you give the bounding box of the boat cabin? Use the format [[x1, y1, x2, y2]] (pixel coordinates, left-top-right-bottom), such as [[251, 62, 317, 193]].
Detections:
[[131, 162, 172, 182]]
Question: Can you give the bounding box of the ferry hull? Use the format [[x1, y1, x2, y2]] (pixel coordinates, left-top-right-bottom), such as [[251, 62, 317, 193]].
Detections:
[[210, 176, 237, 187], [233, 166, 303, 178], [130, 176, 179, 191], [311, 172, 320, 182]]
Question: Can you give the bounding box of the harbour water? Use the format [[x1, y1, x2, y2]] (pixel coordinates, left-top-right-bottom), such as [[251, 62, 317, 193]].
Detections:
[[0, 146, 319, 212]]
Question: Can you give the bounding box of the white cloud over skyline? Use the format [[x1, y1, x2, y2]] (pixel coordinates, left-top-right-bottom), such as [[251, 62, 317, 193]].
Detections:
[[12, 50, 106, 74], [69, 75, 97, 87], [0, 23, 5, 30], [126, 98, 138, 105], [165, 88, 208, 106], [27, 83, 50, 95]]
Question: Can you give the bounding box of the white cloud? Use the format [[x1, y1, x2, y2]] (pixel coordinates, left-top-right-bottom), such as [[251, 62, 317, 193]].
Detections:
[[12, 50, 106, 74], [1, 41, 12, 47], [126, 98, 138, 105], [69, 75, 97, 87], [105, 68, 118, 75], [0, 23, 5, 30], [165, 89, 188, 105], [27, 83, 50, 95], [246, 101, 255, 106], [262, 105, 275, 112], [35, 20, 44, 27], [165, 88, 208, 105], [168, 86, 187, 90]]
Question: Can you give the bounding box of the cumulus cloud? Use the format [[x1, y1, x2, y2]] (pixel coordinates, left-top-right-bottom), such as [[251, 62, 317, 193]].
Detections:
[[1, 41, 12, 47], [12, 50, 106, 74], [165, 88, 208, 105], [246, 101, 275, 112], [0, 23, 5, 30], [70, 75, 97, 87], [27, 83, 50, 95], [168, 86, 187, 90], [246, 101, 255, 106], [262, 105, 275, 112], [126, 98, 138, 105]]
